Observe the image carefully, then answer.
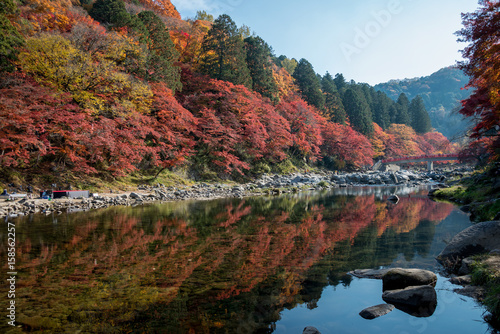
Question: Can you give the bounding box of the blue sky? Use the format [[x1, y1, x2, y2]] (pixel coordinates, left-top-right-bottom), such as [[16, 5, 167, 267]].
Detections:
[[172, 0, 480, 85]]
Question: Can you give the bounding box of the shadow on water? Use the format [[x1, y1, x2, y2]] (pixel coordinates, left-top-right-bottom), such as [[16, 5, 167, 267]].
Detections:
[[0, 186, 492, 333]]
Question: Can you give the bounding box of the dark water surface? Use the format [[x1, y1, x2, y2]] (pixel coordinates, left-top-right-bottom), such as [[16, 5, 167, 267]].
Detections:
[[0, 186, 493, 333]]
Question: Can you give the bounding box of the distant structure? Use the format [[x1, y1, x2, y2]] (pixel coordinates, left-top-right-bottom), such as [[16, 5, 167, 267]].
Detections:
[[373, 154, 461, 171]]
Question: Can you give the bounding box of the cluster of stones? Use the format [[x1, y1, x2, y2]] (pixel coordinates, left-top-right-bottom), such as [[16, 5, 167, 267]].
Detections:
[[350, 268, 438, 320], [0, 167, 470, 219]]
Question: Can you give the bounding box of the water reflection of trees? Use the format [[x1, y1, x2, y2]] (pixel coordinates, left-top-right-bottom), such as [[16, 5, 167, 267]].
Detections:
[[2, 190, 454, 333]]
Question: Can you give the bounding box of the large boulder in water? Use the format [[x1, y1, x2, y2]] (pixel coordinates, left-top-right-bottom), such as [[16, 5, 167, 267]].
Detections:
[[382, 268, 437, 291], [437, 221, 500, 264], [382, 285, 437, 317]]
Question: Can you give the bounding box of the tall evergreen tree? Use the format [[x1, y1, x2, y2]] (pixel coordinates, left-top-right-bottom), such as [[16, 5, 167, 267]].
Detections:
[[395, 93, 411, 126], [322, 72, 346, 124], [334, 73, 347, 92], [343, 88, 374, 136], [293, 58, 325, 110], [199, 14, 252, 88], [89, 0, 147, 40], [137, 11, 181, 92], [0, 0, 24, 72], [372, 91, 391, 130], [388, 104, 398, 125], [409, 95, 432, 133], [89, 0, 130, 27], [244, 36, 278, 102]]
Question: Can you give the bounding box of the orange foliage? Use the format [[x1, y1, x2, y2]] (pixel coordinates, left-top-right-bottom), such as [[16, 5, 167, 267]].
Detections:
[[19, 0, 83, 33], [371, 123, 389, 159], [170, 20, 211, 64], [271, 63, 297, 100], [137, 0, 181, 19]]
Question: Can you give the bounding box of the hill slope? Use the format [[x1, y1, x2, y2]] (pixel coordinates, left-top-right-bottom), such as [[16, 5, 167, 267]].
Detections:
[[374, 67, 472, 139]]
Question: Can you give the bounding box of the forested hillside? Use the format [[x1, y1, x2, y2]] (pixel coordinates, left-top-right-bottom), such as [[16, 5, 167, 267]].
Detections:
[[0, 0, 457, 185], [374, 67, 472, 139]]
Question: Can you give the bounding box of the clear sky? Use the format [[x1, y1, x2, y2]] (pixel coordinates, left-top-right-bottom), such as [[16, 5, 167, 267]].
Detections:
[[172, 0, 480, 85]]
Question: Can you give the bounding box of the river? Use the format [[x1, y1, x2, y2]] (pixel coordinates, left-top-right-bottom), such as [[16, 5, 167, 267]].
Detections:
[[0, 186, 493, 333]]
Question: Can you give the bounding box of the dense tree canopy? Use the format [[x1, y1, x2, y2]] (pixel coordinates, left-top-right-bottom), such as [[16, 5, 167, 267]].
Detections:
[[322, 72, 346, 124], [293, 58, 325, 110], [458, 0, 500, 160], [0, 0, 24, 72], [244, 36, 279, 102], [0, 0, 456, 181], [137, 10, 181, 91], [198, 14, 252, 88], [343, 88, 373, 136], [409, 95, 432, 134], [395, 93, 411, 126]]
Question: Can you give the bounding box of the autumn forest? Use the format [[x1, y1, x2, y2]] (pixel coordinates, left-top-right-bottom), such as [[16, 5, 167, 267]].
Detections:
[[0, 0, 463, 183]]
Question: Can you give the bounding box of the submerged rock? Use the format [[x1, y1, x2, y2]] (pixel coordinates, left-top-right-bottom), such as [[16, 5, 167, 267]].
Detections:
[[449, 275, 472, 285], [387, 195, 399, 204], [382, 285, 437, 317], [359, 304, 395, 319], [348, 268, 390, 279], [382, 268, 437, 291], [303, 326, 321, 334]]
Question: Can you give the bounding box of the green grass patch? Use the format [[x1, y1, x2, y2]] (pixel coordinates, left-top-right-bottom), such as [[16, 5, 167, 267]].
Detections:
[[484, 284, 500, 325], [433, 186, 481, 204], [469, 256, 500, 324]]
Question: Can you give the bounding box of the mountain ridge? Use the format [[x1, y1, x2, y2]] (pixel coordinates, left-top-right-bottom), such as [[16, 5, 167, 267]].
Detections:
[[374, 66, 472, 139]]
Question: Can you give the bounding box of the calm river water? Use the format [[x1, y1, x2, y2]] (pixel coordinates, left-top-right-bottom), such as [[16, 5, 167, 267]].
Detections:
[[0, 186, 494, 333]]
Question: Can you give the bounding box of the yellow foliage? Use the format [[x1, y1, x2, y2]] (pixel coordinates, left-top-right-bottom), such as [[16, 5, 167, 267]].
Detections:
[[19, 34, 91, 90], [271, 63, 297, 101], [19, 33, 153, 117]]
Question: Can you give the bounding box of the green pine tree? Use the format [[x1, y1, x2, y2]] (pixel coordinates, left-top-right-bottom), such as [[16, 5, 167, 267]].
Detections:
[[199, 14, 252, 88], [293, 58, 325, 110], [372, 91, 391, 130], [343, 88, 374, 136], [395, 93, 411, 126], [88, 0, 148, 41], [89, 0, 130, 27], [137, 11, 181, 92], [0, 0, 24, 72], [322, 72, 346, 124], [244, 36, 278, 102], [334, 73, 347, 93], [409, 95, 432, 133]]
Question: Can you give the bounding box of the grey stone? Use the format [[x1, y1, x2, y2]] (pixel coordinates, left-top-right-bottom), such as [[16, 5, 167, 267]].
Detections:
[[454, 285, 485, 300], [303, 326, 321, 334], [490, 249, 500, 255], [449, 275, 472, 285], [458, 257, 475, 275], [359, 304, 395, 319], [349, 268, 390, 279], [437, 221, 500, 264], [382, 285, 437, 306], [382, 285, 437, 317], [382, 268, 437, 291], [129, 192, 142, 199]]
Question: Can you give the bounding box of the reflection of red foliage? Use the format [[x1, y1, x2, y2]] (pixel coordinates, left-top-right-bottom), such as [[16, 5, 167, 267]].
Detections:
[[14, 195, 455, 308]]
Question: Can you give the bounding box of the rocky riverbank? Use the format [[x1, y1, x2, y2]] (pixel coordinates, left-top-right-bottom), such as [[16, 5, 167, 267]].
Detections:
[[347, 221, 500, 329], [428, 163, 500, 222], [0, 167, 471, 219]]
